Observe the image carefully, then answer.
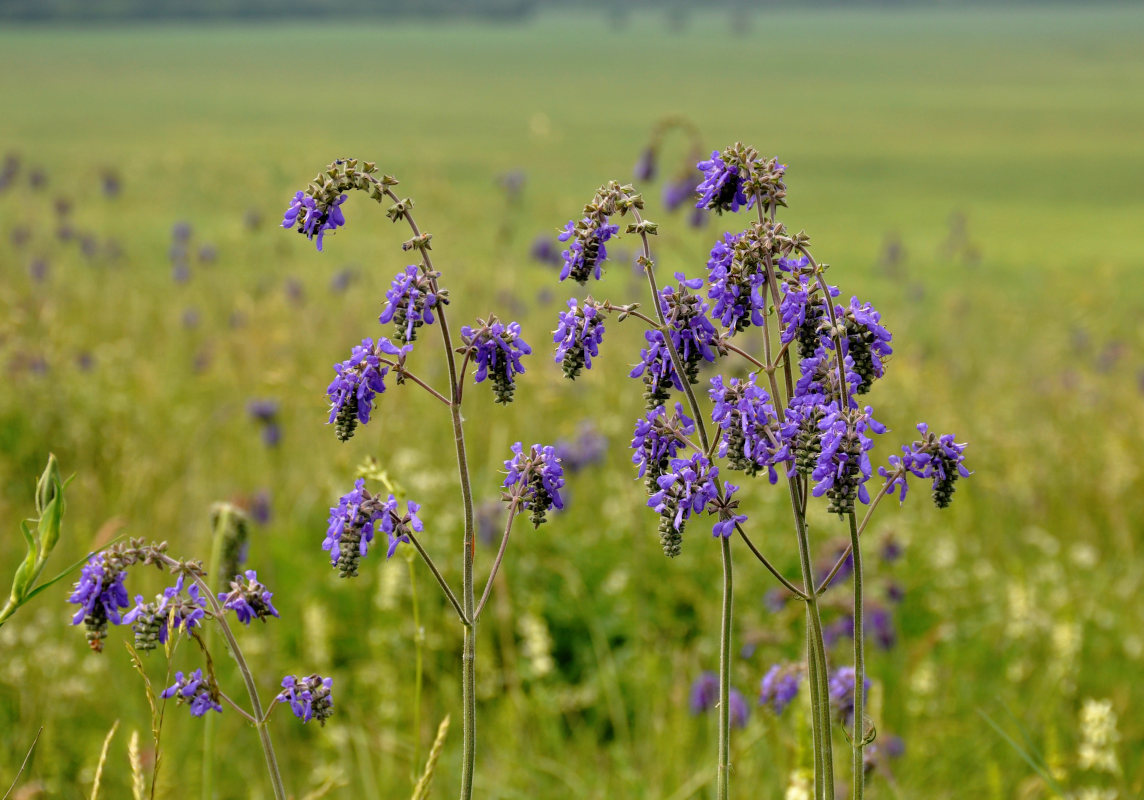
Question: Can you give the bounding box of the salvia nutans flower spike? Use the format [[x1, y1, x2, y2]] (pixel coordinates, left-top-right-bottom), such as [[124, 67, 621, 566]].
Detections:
[[458, 316, 531, 405], [503, 443, 566, 528], [211, 501, 250, 586], [325, 478, 424, 577]]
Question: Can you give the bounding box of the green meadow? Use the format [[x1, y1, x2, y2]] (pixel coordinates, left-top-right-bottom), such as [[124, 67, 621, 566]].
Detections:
[[1, 7, 1142, 798]]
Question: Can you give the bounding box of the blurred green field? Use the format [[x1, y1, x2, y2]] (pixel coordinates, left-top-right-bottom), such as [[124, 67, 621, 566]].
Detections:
[[1, 7, 1143, 799]]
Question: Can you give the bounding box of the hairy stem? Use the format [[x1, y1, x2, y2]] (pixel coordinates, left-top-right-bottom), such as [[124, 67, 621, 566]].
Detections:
[[717, 534, 733, 800], [408, 555, 424, 784], [475, 502, 518, 621], [848, 511, 865, 800]]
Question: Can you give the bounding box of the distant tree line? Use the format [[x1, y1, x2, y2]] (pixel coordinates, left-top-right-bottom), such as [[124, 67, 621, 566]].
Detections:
[[0, 0, 1125, 23]]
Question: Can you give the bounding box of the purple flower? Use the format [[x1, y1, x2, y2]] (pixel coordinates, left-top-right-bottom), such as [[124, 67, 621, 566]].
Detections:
[[557, 218, 620, 284], [837, 297, 893, 394], [695, 150, 750, 214], [553, 423, 607, 474], [662, 173, 699, 212], [811, 405, 887, 516], [277, 674, 334, 725], [326, 337, 410, 441], [779, 274, 840, 359], [710, 482, 748, 539], [760, 664, 802, 715], [648, 453, 718, 557], [631, 275, 719, 408], [709, 374, 794, 483], [631, 402, 695, 492], [379, 495, 424, 558], [218, 570, 280, 625], [460, 317, 531, 404], [879, 423, 970, 508], [633, 147, 657, 182], [828, 666, 870, 726], [504, 442, 566, 528], [729, 688, 750, 728], [553, 298, 606, 379], [68, 554, 130, 653], [122, 594, 167, 651], [705, 232, 767, 333], [325, 479, 422, 575], [282, 191, 347, 252], [161, 669, 222, 717], [378, 265, 445, 344], [160, 575, 209, 635], [530, 234, 562, 267], [689, 671, 719, 713]]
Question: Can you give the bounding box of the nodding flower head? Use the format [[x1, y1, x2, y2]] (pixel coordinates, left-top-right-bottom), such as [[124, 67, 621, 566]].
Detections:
[[326, 337, 411, 442], [779, 274, 840, 359], [161, 669, 222, 717], [879, 423, 970, 508], [122, 594, 167, 652], [630, 275, 719, 409], [647, 453, 718, 557], [697, 143, 787, 215], [218, 570, 280, 625], [553, 297, 606, 380], [277, 674, 334, 725], [503, 442, 566, 528], [68, 554, 130, 653], [630, 402, 695, 494], [709, 374, 794, 483], [696, 149, 749, 214], [760, 664, 802, 715], [282, 191, 347, 252], [460, 316, 531, 404], [378, 265, 447, 344], [160, 575, 209, 635], [706, 231, 768, 333], [324, 479, 423, 576], [662, 171, 700, 212], [633, 147, 657, 182], [811, 405, 887, 517], [558, 217, 620, 284]]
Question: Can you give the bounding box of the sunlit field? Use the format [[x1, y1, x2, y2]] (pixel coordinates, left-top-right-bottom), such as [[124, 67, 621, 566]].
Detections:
[[1, 7, 1143, 798]]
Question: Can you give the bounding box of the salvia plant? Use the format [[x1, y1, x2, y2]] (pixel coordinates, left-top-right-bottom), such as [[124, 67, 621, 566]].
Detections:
[[282, 157, 566, 800], [549, 141, 970, 800], [65, 500, 328, 800]]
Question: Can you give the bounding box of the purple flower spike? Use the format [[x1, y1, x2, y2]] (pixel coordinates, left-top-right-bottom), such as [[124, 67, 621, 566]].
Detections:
[[161, 669, 222, 717], [558, 217, 620, 284], [277, 674, 334, 726], [760, 664, 802, 715], [379, 496, 424, 559], [709, 374, 794, 484], [553, 298, 606, 380], [689, 671, 719, 714], [828, 666, 870, 727], [218, 570, 280, 625], [326, 336, 410, 442], [647, 453, 718, 557], [68, 554, 130, 652], [460, 317, 531, 404], [695, 150, 750, 214], [710, 482, 747, 539], [879, 423, 970, 508], [283, 191, 347, 252], [378, 265, 446, 344], [503, 442, 566, 528], [811, 405, 887, 517], [325, 479, 425, 575], [631, 402, 695, 493]]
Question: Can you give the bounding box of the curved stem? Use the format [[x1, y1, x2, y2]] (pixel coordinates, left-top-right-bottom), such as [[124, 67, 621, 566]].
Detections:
[[189, 573, 286, 800], [475, 503, 518, 621], [377, 358, 451, 406], [217, 691, 258, 724], [723, 341, 768, 372], [405, 530, 468, 625], [733, 523, 807, 600], [848, 511, 866, 800]]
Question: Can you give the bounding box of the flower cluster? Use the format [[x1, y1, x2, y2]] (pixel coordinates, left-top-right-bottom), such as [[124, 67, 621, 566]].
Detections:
[[695, 150, 750, 214], [688, 672, 749, 728], [503, 442, 565, 528], [276, 674, 334, 726], [324, 479, 423, 576], [880, 423, 970, 507], [630, 403, 695, 493], [760, 664, 802, 715], [161, 669, 222, 717], [695, 143, 787, 216], [460, 317, 531, 404], [326, 337, 410, 442], [630, 275, 719, 409], [378, 265, 447, 344], [709, 375, 793, 483], [811, 405, 886, 516], [838, 297, 893, 394], [218, 570, 280, 625], [647, 453, 719, 557], [68, 554, 129, 652], [779, 274, 839, 359], [705, 232, 764, 332], [558, 218, 619, 285], [282, 191, 347, 252], [553, 298, 606, 379]]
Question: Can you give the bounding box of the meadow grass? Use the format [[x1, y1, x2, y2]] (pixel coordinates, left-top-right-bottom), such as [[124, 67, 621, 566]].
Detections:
[[0, 7, 1142, 798]]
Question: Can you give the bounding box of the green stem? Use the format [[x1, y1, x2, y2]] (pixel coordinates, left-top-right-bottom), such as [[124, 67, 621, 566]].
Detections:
[[188, 572, 286, 800], [408, 555, 424, 785], [716, 534, 733, 800], [379, 183, 478, 800], [200, 506, 234, 800], [848, 511, 865, 800]]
